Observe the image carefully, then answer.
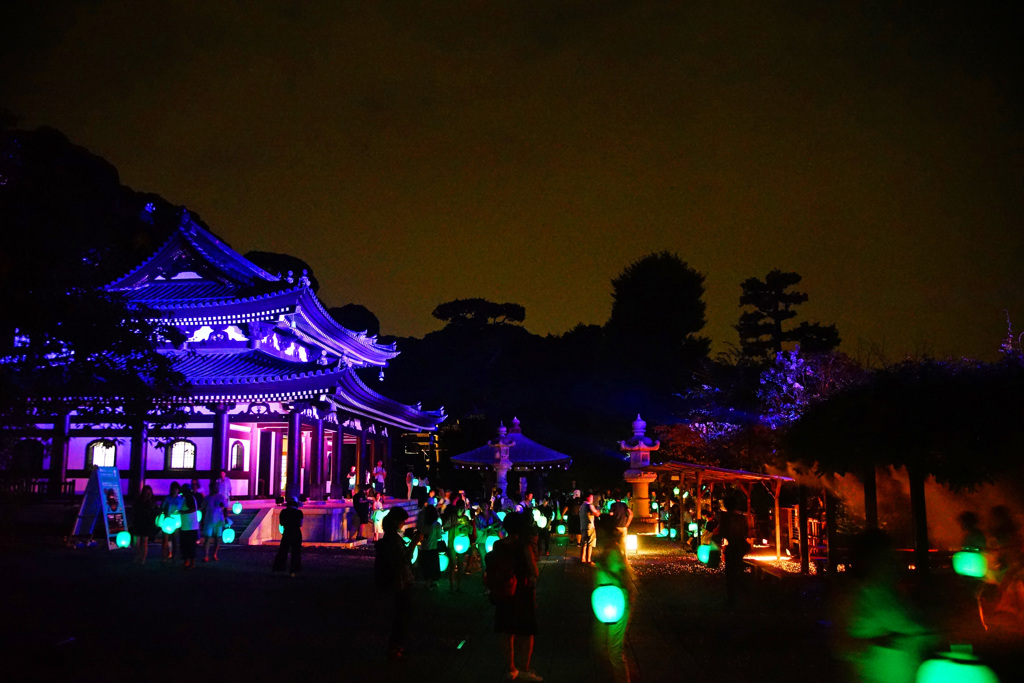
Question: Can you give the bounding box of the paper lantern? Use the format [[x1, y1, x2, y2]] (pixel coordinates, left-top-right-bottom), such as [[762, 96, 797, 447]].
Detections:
[[591, 585, 627, 624], [952, 551, 988, 579], [411, 546, 419, 564], [650, 501, 659, 510], [485, 534, 499, 554], [536, 516, 548, 528], [279, 524, 284, 534], [669, 528, 678, 539], [556, 523, 566, 535], [438, 553, 450, 572], [658, 527, 669, 537], [697, 544, 711, 564], [222, 527, 236, 543], [197, 510, 202, 522], [115, 531, 131, 548], [916, 651, 999, 683], [452, 533, 470, 555], [673, 487, 681, 495], [411, 478, 419, 487], [688, 522, 699, 534], [626, 534, 638, 552], [232, 502, 242, 515], [496, 511, 506, 521], [160, 515, 177, 535]]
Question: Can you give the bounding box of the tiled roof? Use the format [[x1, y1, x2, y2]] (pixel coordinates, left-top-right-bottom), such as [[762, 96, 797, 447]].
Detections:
[[451, 433, 571, 470], [165, 349, 328, 384]]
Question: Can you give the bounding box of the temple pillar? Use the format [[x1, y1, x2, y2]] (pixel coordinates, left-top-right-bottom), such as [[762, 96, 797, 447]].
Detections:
[[330, 427, 346, 500], [48, 411, 71, 497], [309, 418, 324, 499], [286, 409, 302, 501], [211, 405, 230, 474], [356, 429, 366, 489], [128, 420, 148, 500]]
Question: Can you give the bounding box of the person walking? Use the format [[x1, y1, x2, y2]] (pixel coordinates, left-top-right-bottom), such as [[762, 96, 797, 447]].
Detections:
[[594, 523, 636, 683], [609, 490, 633, 545], [375, 507, 418, 660], [201, 479, 228, 562], [273, 497, 303, 576], [131, 485, 159, 565], [475, 500, 501, 573], [178, 484, 200, 569], [160, 481, 182, 563], [580, 493, 600, 565], [490, 512, 542, 682]]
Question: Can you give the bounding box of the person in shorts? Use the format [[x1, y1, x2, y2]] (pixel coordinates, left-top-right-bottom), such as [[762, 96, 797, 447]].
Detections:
[[580, 493, 600, 565]]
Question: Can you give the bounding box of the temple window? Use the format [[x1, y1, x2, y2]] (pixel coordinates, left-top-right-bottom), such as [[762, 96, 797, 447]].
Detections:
[[230, 441, 245, 471], [86, 440, 117, 468], [166, 439, 196, 470]]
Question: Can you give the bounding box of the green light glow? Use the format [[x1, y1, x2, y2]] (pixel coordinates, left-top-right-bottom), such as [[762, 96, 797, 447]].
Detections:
[[411, 546, 419, 564], [556, 523, 566, 535], [659, 528, 669, 537], [452, 533, 470, 554], [496, 511, 506, 521], [591, 585, 626, 623], [952, 551, 988, 579], [160, 516, 177, 535], [916, 653, 999, 683], [439, 553, 450, 572], [232, 502, 242, 514], [412, 478, 419, 487], [172, 514, 181, 530], [536, 516, 548, 528], [673, 487, 680, 495], [485, 534, 499, 554], [197, 510, 202, 522], [697, 544, 711, 563], [651, 501, 659, 510], [222, 527, 236, 543], [115, 531, 131, 548], [688, 522, 698, 533], [669, 528, 678, 539]]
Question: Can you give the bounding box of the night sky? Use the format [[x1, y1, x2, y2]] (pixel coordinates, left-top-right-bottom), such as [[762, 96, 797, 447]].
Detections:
[[4, 2, 1022, 360]]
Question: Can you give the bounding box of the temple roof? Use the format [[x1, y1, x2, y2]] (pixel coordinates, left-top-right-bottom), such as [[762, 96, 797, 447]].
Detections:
[[450, 419, 571, 472], [97, 209, 444, 431]]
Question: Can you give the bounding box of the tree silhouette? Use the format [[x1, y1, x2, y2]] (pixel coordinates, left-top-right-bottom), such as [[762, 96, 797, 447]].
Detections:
[[736, 270, 839, 360], [329, 304, 380, 338], [605, 251, 710, 389], [432, 299, 525, 327]]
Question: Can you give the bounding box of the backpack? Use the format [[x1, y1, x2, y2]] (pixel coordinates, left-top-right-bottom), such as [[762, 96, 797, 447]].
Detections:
[[485, 541, 518, 603]]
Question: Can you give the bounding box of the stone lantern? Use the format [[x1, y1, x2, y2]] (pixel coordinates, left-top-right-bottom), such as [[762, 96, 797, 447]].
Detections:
[[619, 415, 659, 532]]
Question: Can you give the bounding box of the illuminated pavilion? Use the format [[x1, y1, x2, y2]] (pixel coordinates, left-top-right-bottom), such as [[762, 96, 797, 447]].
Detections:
[[450, 418, 570, 501], [25, 208, 445, 501]]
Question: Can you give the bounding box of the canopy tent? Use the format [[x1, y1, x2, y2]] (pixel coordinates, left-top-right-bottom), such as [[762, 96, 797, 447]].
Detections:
[[647, 461, 794, 560]]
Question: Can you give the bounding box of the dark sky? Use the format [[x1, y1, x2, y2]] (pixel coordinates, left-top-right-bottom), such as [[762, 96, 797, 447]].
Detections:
[[4, 1, 1022, 359]]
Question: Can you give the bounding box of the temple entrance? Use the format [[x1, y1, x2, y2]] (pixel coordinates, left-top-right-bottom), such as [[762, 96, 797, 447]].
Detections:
[[257, 431, 274, 497]]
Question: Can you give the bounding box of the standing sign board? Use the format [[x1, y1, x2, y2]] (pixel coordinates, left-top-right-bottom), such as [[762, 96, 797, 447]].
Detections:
[[71, 467, 128, 549]]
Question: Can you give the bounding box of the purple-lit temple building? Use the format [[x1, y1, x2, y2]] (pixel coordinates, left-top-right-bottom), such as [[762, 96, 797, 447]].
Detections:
[[33, 211, 444, 501]]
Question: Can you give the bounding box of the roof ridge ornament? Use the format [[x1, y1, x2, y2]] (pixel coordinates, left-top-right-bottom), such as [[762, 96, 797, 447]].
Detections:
[[298, 269, 311, 287]]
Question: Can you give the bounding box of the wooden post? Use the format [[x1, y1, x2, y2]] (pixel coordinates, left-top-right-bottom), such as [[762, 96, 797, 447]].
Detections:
[[48, 411, 71, 497], [863, 462, 878, 530], [211, 405, 230, 474], [128, 420, 147, 500], [285, 409, 302, 502], [773, 479, 782, 561], [909, 465, 930, 577], [825, 487, 837, 573], [798, 484, 809, 575], [695, 472, 704, 521]]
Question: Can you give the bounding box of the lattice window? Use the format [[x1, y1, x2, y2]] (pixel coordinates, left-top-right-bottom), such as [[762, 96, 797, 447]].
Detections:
[[86, 440, 117, 468], [166, 440, 196, 470]]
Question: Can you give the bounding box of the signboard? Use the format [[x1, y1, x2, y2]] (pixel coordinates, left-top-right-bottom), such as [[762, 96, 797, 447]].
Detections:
[[71, 467, 128, 550]]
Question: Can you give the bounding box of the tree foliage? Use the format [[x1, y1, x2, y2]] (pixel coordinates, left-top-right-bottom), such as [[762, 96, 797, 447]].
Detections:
[[736, 270, 839, 360], [0, 127, 186, 460], [432, 298, 526, 327], [329, 304, 381, 338]]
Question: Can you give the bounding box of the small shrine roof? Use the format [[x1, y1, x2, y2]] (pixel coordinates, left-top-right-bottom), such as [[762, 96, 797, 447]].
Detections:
[[450, 419, 571, 472]]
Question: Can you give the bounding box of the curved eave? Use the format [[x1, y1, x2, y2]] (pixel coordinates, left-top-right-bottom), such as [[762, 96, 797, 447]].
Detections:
[[450, 436, 572, 471], [106, 218, 279, 290], [328, 368, 444, 432]]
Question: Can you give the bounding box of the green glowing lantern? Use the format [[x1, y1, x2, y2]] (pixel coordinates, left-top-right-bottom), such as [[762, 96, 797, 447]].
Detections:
[[232, 502, 242, 514], [115, 531, 131, 548], [411, 546, 419, 564], [411, 478, 419, 487], [485, 533, 499, 554], [651, 501, 659, 510], [438, 553, 450, 572], [279, 524, 284, 534], [669, 528, 678, 539], [160, 515, 177, 535], [222, 527, 236, 543], [172, 513, 181, 530], [952, 551, 988, 579], [536, 516, 548, 529], [591, 585, 627, 624], [373, 509, 387, 524], [658, 527, 669, 538], [496, 511, 506, 521], [556, 523, 566, 535], [688, 522, 698, 534], [403, 535, 412, 547], [452, 533, 470, 555], [682, 491, 689, 499], [916, 650, 999, 683], [673, 487, 680, 495], [197, 510, 202, 522], [697, 544, 712, 564]]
